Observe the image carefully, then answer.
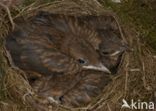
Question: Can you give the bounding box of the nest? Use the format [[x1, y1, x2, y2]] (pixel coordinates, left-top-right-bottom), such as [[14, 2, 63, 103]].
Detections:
[[0, 0, 156, 111]]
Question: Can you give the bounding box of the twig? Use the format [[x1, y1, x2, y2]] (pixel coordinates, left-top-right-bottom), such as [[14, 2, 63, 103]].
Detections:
[[0, 2, 15, 30], [129, 68, 140, 72], [111, 12, 127, 44], [124, 55, 129, 97], [107, 103, 112, 111], [22, 88, 34, 102], [13, 2, 37, 19]]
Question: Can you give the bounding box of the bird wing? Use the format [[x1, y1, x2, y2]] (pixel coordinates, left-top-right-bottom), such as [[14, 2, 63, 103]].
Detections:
[[32, 12, 120, 51], [5, 27, 73, 76], [78, 14, 118, 32], [77, 15, 119, 50], [34, 12, 102, 50]]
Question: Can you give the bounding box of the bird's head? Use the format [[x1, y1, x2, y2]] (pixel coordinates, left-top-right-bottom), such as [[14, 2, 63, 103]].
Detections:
[[68, 38, 111, 74], [98, 30, 129, 73]]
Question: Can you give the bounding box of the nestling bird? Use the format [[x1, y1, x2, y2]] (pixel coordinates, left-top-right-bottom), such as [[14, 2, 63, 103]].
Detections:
[[98, 30, 128, 73], [31, 70, 111, 107], [5, 11, 110, 79], [60, 70, 111, 107], [77, 15, 128, 72]]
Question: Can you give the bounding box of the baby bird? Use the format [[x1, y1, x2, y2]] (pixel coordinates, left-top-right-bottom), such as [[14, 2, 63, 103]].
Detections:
[[77, 15, 128, 72], [98, 30, 128, 73], [5, 11, 110, 78], [60, 70, 111, 107], [31, 70, 111, 107]]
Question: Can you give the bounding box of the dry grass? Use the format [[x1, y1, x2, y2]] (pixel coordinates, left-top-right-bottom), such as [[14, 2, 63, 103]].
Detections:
[[0, 0, 155, 111]]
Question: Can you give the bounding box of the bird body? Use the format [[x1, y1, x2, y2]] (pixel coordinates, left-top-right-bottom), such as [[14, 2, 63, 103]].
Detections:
[[5, 20, 80, 76], [5, 11, 111, 78], [31, 70, 111, 107]]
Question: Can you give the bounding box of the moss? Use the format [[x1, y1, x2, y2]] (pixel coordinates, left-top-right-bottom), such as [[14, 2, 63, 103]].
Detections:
[[100, 0, 156, 51]]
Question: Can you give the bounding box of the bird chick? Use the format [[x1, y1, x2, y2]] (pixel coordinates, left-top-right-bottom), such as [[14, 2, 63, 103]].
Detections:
[[60, 70, 111, 107], [32, 70, 111, 107], [34, 11, 110, 73], [5, 11, 110, 79], [77, 15, 128, 72], [98, 30, 128, 72], [60, 32, 110, 73]]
